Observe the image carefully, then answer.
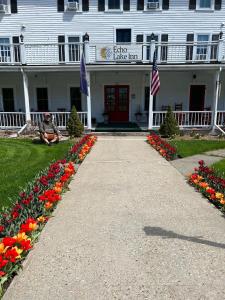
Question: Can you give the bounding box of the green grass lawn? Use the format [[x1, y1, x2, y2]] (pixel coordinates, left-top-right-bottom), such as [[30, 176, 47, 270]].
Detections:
[[211, 159, 225, 178], [170, 140, 225, 158], [0, 138, 73, 210]]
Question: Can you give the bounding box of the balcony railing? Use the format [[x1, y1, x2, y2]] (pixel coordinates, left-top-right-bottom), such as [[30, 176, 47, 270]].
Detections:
[[0, 40, 223, 66]]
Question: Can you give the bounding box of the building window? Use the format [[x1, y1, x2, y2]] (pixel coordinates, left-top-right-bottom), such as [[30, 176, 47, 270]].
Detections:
[[108, 0, 120, 9], [2, 88, 15, 112], [144, 87, 156, 111], [70, 87, 82, 111], [0, 38, 11, 63], [37, 88, 49, 112], [68, 36, 81, 62], [116, 29, 131, 43], [146, 34, 168, 62], [196, 34, 209, 60], [197, 0, 213, 9], [106, 0, 122, 10]]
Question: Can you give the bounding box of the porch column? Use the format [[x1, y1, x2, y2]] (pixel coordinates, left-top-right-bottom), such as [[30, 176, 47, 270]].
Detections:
[[211, 67, 222, 133], [21, 68, 31, 122], [86, 71, 92, 130], [148, 36, 156, 130]]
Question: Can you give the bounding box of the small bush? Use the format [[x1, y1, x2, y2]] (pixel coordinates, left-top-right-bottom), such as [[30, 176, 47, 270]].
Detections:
[[159, 106, 180, 138], [66, 106, 84, 137]]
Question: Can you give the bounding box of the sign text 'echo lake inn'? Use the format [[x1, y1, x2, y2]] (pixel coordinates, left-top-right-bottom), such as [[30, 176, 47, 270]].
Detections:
[[96, 45, 143, 62]]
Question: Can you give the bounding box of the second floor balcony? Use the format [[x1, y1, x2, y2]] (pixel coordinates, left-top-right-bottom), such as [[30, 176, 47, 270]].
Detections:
[[0, 40, 224, 67]]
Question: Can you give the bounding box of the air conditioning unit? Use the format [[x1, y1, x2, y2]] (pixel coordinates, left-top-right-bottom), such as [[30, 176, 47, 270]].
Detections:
[[147, 1, 159, 9], [67, 1, 79, 11], [0, 4, 7, 13]]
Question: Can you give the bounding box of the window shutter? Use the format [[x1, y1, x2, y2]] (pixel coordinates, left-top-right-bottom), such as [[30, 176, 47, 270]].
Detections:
[[123, 0, 130, 11], [215, 0, 222, 10], [98, 0, 105, 11], [189, 0, 196, 9], [186, 34, 194, 61], [10, 0, 17, 13], [137, 0, 144, 10], [186, 33, 194, 42], [82, 0, 89, 11], [12, 36, 19, 44], [58, 35, 65, 62], [161, 34, 168, 61], [13, 36, 20, 62], [136, 34, 143, 43], [162, 0, 169, 10], [161, 34, 168, 42], [57, 0, 64, 12]]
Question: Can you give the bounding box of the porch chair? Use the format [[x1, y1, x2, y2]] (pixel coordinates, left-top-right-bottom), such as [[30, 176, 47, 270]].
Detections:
[[174, 103, 184, 126]]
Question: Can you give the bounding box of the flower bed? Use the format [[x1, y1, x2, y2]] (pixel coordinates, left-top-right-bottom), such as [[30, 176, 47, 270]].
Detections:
[[188, 160, 225, 212], [147, 132, 177, 161], [0, 134, 97, 292]]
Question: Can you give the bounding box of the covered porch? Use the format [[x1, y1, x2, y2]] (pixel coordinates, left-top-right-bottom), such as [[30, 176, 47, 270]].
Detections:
[[0, 66, 224, 132]]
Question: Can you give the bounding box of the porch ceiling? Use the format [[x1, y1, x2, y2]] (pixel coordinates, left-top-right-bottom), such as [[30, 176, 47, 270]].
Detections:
[[0, 63, 224, 73]]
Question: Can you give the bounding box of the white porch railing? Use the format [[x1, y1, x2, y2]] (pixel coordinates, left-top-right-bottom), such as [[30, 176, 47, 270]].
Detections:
[[0, 112, 26, 129], [90, 41, 222, 64], [216, 111, 225, 126], [153, 111, 212, 128], [30, 112, 88, 129], [0, 41, 223, 65], [25, 43, 82, 65]]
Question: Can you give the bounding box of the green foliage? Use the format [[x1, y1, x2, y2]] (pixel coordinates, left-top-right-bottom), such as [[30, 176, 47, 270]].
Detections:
[[0, 139, 73, 209], [159, 106, 180, 138], [170, 140, 225, 158], [66, 105, 84, 137]]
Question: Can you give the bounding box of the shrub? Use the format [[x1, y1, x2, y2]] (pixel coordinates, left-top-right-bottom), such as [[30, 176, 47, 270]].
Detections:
[[159, 106, 180, 138], [66, 106, 84, 137]]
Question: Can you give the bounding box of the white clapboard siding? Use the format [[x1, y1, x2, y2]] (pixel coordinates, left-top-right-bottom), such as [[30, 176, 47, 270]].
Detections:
[[0, 1, 224, 45]]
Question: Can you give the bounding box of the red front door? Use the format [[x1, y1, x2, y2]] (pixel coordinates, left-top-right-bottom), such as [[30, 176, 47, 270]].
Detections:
[[105, 85, 129, 123]]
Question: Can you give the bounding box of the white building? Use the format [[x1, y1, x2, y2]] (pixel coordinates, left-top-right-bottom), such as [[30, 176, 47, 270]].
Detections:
[[0, 0, 225, 131]]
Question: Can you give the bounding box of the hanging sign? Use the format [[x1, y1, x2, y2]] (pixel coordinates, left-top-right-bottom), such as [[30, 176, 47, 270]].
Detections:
[[96, 45, 143, 62]]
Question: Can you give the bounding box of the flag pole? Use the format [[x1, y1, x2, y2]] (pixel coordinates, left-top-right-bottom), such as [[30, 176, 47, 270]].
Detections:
[[148, 37, 156, 130]]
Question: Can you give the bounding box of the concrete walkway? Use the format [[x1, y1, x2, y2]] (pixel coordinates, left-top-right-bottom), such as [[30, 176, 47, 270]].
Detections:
[[4, 137, 225, 300], [171, 149, 225, 177]]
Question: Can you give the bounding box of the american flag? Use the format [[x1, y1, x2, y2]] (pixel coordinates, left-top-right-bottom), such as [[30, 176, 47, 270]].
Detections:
[[151, 50, 160, 96]]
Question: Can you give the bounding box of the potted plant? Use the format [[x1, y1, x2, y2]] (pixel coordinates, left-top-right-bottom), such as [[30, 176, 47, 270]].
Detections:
[[102, 111, 109, 124]]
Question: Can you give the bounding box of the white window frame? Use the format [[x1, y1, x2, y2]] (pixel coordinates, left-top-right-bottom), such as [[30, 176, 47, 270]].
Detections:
[[65, 33, 82, 63], [0, 36, 14, 63], [196, 0, 214, 11], [144, 0, 162, 11], [66, 0, 82, 12], [105, 0, 123, 11], [0, 0, 11, 14], [194, 33, 211, 61]]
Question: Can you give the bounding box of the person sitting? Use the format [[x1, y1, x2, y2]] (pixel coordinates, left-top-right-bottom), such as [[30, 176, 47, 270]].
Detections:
[[39, 113, 60, 146]]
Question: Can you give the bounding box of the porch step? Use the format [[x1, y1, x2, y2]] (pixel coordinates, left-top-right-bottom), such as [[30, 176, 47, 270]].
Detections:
[[93, 131, 149, 136]]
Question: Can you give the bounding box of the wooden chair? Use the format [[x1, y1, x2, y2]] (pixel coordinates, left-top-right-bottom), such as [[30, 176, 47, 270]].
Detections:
[[161, 105, 169, 111], [174, 103, 183, 111]]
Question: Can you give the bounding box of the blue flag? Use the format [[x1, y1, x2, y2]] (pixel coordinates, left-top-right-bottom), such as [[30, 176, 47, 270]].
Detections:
[[80, 52, 88, 96]]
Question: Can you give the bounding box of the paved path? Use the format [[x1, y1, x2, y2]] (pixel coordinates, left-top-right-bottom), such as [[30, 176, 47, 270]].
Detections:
[[4, 137, 225, 300], [171, 149, 225, 177]]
